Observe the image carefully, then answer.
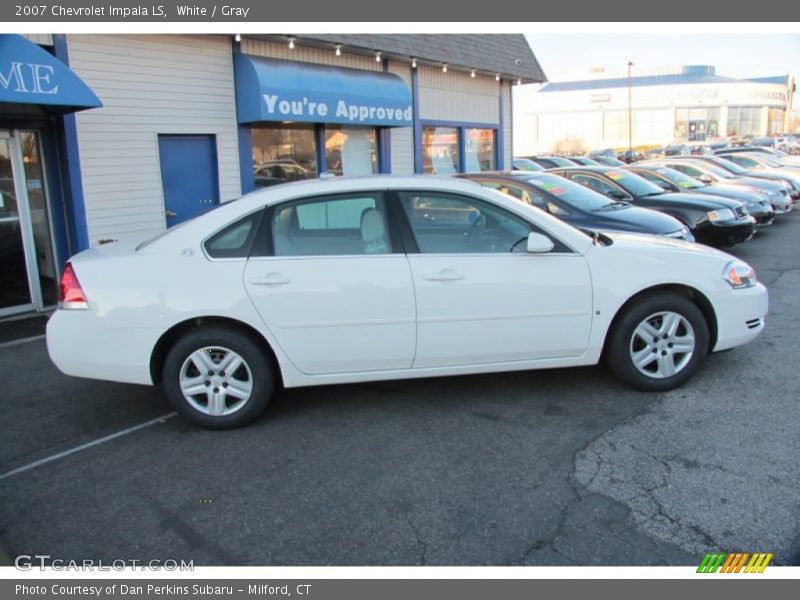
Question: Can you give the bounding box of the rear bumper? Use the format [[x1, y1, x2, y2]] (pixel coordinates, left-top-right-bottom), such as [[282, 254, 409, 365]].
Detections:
[[46, 310, 157, 385], [711, 283, 769, 352]]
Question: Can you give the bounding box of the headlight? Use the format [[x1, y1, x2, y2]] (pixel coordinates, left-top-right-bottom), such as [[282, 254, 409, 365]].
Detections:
[[722, 260, 757, 289], [707, 208, 735, 222]]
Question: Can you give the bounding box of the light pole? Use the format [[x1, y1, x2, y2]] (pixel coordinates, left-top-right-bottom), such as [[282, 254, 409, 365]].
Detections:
[[627, 61, 634, 162]]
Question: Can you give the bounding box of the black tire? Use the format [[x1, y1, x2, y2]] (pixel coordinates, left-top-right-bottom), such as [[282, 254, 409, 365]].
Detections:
[[162, 326, 274, 429], [606, 292, 710, 392]]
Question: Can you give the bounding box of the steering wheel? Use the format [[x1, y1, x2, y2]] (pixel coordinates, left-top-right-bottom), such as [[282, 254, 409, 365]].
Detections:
[[464, 214, 486, 250]]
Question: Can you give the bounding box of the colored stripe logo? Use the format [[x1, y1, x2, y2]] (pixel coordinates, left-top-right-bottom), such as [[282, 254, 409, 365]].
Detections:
[[697, 552, 773, 573]]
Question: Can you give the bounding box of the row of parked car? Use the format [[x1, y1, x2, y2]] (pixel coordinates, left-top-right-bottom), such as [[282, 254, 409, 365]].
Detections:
[[507, 145, 799, 248]]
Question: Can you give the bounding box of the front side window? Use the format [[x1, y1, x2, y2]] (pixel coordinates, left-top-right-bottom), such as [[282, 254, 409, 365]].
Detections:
[[398, 191, 531, 254], [324, 127, 377, 176], [423, 127, 459, 174], [270, 193, 391, 257], [464, 128, 495, 172]]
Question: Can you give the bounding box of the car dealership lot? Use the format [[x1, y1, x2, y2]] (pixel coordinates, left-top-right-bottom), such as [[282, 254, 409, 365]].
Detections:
[[2, 217, 799, 566]]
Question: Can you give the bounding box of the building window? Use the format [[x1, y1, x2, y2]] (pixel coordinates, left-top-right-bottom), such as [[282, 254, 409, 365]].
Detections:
[[602, 110, 629, 141], [768, 108, 784, 135], [325, 126, 377, 177], [423, 126, 459, 174], [465, 128, 495, 172], [252, 124, 316, 187], [727, 107, 763, 139]]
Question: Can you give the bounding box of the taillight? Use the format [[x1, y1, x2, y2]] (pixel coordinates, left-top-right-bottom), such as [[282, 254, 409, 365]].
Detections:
[[58, 263, 89, 309]]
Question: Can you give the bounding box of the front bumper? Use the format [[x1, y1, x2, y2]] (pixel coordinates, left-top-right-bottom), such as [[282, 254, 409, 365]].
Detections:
[[693, 218, 756, 247], [710, 283, 768, 352]]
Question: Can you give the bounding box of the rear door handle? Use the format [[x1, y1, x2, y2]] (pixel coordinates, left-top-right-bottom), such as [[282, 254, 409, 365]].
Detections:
[[423, 269, 464, 282], [249, 273, 291, 286]]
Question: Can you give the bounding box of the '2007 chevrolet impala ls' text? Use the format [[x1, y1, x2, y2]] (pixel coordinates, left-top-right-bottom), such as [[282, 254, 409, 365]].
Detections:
[[47, 176, 768, 429]]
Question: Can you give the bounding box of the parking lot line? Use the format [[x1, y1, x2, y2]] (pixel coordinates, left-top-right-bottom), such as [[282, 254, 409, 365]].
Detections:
[[0, 334, 46, 349], [0, 412, 177, 481]]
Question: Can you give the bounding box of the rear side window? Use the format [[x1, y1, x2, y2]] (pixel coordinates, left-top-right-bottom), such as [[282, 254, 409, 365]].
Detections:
[[204, 211, 262, 258], [269, 192, 392, 257]]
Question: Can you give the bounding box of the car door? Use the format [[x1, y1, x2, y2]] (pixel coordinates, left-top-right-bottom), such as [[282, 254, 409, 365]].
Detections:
[[243, 191, 416, 375], [397, 190, 593, 368]]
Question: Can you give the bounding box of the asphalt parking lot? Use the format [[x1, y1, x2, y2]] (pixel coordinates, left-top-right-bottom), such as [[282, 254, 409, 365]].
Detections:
[[1, 216, 798, 567]]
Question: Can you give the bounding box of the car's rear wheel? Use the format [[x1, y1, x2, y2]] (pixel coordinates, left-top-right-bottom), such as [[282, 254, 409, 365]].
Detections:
[[162, 326, 274, 429], [606, 292, 709, 391]]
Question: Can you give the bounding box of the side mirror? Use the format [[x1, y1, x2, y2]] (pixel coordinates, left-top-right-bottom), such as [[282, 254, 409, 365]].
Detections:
[[546, 201, 570, 216], [526, 232, 555, 254], [698, 174, 713, 184]]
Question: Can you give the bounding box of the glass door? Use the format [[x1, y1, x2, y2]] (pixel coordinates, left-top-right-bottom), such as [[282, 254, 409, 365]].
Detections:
[[0, 130, 56, 317]]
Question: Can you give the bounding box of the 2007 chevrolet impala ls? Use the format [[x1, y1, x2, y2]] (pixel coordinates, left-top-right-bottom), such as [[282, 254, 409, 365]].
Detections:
[[47, 176, 768, 428]]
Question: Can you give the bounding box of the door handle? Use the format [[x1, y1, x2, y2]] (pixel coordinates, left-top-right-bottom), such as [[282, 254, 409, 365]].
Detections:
[[423, 269, 464, 282], [249, 273, 291, 286], [165, 210, 178, 218]]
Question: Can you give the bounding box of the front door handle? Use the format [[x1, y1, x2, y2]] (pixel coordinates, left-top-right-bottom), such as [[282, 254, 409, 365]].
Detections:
[[249, 273, 291, 286], [423, 269, 464, 282], [165, 210, 178, 218]]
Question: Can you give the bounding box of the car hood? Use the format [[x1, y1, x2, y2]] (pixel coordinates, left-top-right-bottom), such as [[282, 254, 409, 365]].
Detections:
[[645, 191, 741, 209], [601, 230, 731, 259], [734, 174, 789, 191], [690, 186, 763, 204], [582, 204, 683, 235]]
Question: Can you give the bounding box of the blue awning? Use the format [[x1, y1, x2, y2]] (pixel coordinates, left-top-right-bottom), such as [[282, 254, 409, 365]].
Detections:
[[0, 34, 101, 113], [235, 54, 412, 127]]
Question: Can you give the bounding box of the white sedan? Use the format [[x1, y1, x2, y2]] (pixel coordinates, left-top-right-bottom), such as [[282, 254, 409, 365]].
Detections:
[[47, 176, 768, 429]]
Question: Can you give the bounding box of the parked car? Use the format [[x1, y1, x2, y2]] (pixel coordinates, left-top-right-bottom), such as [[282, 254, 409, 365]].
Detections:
[[522, 156, 578, 169], [698, 154, 800, 195], [625, 164, 775, 226], [460, 171, 693, 240], [46, 176, 767, 429], [545, 166, 756, 247], [716, 145, 800, 167], [617, 150, 643, 164], [512, 157, 546, 172], [664, 144, 690, 156], [661, 157, 795, 213], [590, 155, 627, 167], [714, 152, 800, 181]]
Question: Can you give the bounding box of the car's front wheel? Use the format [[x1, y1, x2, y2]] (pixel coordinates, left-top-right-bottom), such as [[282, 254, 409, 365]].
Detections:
[[162, 326, 274, 429], [606, 292, 710, 391]]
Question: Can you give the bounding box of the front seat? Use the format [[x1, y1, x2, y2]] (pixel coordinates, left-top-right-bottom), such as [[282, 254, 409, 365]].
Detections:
[[360, 208, 389, 254]]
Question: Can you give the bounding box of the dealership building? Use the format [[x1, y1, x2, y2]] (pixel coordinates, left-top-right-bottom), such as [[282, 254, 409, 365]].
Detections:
[[0, 33, 544, 317], [518, 65, 796, 155]]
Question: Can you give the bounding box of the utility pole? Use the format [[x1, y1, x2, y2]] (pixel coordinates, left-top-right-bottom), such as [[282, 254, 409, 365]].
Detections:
[[627, 61, 634, 162]]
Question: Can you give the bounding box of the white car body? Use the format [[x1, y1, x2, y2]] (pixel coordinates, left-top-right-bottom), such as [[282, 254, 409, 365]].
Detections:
[[47, 176, 767, 391]]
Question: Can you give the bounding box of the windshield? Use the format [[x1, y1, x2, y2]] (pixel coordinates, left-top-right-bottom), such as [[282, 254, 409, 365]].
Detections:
[[544, 156, 579, 167], [513, 158, 545, 172], [691, 161, 735, 179], [603, 170, 665, 196], [521, 174, 614, 211], [649, 167, 704, 189], [750, 154, 782, 167], [710, 156, 747, 175]]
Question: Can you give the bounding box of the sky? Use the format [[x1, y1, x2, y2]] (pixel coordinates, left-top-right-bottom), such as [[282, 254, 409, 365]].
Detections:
[[513, 33, 800, 137]]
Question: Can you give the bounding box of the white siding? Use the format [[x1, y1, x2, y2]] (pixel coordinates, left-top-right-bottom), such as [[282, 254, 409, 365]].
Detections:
[[22, 34, 53, 46], [67, 34, 240, 245], [418, 65, 499, 124], [501, 80, 512, 168], [241, 39, 382, 72], [387, 61, 414, 175]]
